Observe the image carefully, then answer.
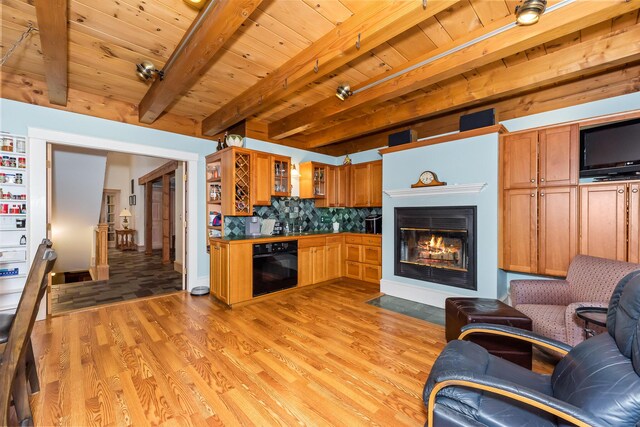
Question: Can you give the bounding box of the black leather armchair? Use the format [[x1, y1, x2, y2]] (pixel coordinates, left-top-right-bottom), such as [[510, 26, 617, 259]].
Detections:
[[423, 270, 640, 427]]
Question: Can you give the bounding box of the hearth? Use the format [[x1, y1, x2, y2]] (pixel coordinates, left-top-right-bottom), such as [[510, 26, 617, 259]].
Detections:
[[395, 206, 476, 290]]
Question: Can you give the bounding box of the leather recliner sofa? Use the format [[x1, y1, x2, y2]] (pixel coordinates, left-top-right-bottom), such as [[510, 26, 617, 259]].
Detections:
[[423, 269, 640, 426]]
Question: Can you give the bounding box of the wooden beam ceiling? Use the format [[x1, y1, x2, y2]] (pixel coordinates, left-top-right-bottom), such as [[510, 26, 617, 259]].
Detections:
[[34, 0, 68, 106], [138, 0, 262, 124], [200, 0, 459, 136], [304, 22, 640, 147], [268, 0, 640, 141], [314, 63, 640, 157]]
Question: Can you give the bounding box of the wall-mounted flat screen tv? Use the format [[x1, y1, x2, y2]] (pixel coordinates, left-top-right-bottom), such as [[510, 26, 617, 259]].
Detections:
[[580, 118, 640, 178]]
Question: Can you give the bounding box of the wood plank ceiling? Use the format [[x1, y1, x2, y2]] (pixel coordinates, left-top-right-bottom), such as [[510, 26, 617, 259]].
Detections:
[[1, 0, 639, 154]]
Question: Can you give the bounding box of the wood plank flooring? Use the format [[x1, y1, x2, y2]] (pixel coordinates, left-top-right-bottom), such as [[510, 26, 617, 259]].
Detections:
[[29, 281, 553, 426]]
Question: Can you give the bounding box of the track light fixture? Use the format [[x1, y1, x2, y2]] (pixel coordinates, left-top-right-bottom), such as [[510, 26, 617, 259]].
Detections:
[[335, 83, 352, 101], [183, 0, 207, 10], [136, 61, 164, 82], [515, 0, 547, 26]]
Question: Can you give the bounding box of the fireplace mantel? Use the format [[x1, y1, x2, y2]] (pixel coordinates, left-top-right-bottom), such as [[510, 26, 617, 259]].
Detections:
[[384, 183, 487, 198]]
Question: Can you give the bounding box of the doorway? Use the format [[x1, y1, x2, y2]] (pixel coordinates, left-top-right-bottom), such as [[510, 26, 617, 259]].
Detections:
[[46, 146, 187, 314]]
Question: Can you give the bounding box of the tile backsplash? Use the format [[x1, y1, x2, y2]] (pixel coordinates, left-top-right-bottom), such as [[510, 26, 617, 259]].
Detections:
[[224, 197, 381, 237]]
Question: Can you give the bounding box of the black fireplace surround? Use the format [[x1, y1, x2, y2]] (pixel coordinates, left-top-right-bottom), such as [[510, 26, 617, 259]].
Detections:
[[395, 206, 477, 291]]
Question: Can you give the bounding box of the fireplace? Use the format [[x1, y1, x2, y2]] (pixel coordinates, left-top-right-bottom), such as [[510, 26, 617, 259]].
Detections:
[[395, 206, 477, 290]]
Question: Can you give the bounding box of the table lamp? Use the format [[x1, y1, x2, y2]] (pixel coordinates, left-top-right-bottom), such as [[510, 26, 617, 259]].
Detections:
[[120, 208, 132, 230]]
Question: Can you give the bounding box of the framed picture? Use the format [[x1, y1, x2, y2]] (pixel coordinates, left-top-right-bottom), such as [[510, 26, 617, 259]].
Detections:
[[129, 195, 136, 206]]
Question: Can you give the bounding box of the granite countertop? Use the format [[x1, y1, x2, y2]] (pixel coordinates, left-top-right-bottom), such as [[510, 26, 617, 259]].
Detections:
[[211, 230, 381, 242]]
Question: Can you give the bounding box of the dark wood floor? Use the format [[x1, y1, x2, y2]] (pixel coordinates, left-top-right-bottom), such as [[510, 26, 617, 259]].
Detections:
[[30, 281, 553, 426], [50, 249, 182, 314]]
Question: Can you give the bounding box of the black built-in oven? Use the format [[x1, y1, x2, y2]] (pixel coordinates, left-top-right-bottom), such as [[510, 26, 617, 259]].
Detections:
[[252, 241, 298, 297]]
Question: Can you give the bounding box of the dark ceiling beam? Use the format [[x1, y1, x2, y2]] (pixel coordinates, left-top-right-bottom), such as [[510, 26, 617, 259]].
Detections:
[[34, 0, 68, 106], [138, 0, 262, 124], [200, 0, 459, 136], [304, 22, 640, 147], [269, 0, 640, 141]]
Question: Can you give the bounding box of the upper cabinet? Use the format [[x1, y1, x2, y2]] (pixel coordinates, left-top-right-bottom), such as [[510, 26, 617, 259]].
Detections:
[[271, 155, 291, 198], [252, 151, 272, 206], [300, 162, 328, 199], [301, 160, 381, 208], [351, 160, 382, 208], [539, 125, 579, 187], [502, 125, 578, 189]]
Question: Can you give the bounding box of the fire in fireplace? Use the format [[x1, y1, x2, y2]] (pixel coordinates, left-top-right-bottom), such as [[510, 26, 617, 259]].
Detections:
[[400, 228, 467, 271], [395, 207, 476, 290]]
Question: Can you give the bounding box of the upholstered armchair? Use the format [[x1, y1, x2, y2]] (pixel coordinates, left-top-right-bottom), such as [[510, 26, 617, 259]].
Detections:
[[510, 254, 639, 346], [424, 270, 640, 426]]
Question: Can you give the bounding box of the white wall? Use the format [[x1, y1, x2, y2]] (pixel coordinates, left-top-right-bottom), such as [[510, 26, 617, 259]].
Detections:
[[51, 146, 107, 273], [103, 152, 131, 229]]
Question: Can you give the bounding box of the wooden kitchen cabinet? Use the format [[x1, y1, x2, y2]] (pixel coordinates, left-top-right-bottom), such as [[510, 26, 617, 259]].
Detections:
[[502, 189, 538, 273], [312, 246, 327, 284], [210, 241, 229, 304], [271, 155, 291, 197], [325, 240, 343, 280], [300, 162, 328, 199], [298, 247, 313, 287], [344, 261, 362, 280], [345, 244, 362, 262], [350, 160, 382, 207], [317, 165, 350, 208], [502, 125, 578, 189], [502, 131, 537, 189], [539, 125, 579, 187], [252, 151, 272, 206], [538, 186, 578, 277], [579, 183, 627, 261], [337, 165, 350, 207], [210, 241, 252, 304]]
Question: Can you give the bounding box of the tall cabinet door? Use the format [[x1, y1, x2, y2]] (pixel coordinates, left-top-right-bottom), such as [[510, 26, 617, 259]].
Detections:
[[503, 189, 538, 273], [369, 160, 383, 207], [539, 187, 577, 276], [628, 183, 640, 263], [502, 131, 538, 189], [252, 152, 271, 206], [579, 183, 627, 261], [539, 125, 579, 187], [351, 163, 370, 207]]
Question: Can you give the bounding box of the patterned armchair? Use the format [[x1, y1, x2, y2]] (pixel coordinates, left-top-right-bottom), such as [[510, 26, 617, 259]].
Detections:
[[510, 254, 639, 346]]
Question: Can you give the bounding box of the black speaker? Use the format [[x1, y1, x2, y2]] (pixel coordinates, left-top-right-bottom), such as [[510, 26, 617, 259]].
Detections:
[[460, 108, 495, 132], [388, 129, 417, 147]]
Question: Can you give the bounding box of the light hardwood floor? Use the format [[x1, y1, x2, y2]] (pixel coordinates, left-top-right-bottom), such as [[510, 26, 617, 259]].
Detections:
[[28, 281, 552, 426]]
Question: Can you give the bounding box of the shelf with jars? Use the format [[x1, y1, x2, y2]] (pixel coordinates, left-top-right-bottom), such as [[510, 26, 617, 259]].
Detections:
[[0, 132, 30, 300]]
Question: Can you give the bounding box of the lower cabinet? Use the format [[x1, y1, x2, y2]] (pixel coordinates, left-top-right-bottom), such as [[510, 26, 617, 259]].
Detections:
[[210, 241, 252, 304], [298, 239, 327, 286], [344, 235, 382, 283], [326, 241, 342, 280]]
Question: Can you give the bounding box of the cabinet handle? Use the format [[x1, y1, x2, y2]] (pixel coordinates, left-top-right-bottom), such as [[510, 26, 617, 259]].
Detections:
[[540, 178, 545, 182], [618, 189, 624, 194], [633, 188, 639, 193], [530, 179, 535, 183], [531, 193, 535, 197], [540, 193, 545, 197]]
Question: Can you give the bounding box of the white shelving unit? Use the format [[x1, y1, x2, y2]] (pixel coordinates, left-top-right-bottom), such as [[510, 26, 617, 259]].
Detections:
[[0, 131, 28, 313]]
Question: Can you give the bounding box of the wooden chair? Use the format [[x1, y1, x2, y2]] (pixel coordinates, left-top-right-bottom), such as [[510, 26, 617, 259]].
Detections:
[[0, 241, 56, 426]]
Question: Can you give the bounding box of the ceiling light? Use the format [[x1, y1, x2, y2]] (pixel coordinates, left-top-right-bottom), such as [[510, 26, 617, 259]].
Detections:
[[136, 61, 164, 82], [184, 0, 206, 10], [336, 83, 352, 101], [515, 0, 547, 25]]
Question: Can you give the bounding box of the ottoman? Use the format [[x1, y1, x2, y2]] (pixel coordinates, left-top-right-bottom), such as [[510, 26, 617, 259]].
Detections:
[[445, 298, 533, 369]]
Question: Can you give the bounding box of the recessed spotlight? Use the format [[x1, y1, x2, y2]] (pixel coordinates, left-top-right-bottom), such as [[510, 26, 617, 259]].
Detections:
[[515, 0, 547, 26], [336, 83, 352, 101]]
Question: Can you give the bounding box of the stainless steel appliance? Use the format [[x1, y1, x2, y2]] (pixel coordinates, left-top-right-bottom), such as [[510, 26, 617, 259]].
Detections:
[[253, 241, 298, 297], [245, 216, 261, 237], [365, 214, 382, 234]]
